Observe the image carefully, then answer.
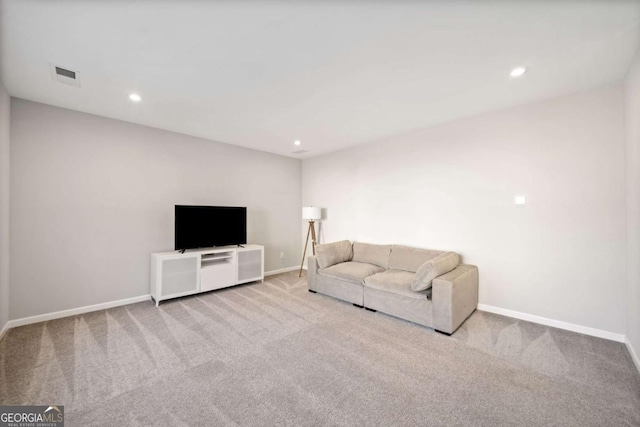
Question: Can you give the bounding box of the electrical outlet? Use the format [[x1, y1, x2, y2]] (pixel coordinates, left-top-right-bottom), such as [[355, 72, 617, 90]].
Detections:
[[280, 252, 285, 259]]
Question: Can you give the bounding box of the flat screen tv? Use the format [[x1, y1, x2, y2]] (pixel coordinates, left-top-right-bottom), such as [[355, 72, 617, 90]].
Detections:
[[175, 205, 247, 250]]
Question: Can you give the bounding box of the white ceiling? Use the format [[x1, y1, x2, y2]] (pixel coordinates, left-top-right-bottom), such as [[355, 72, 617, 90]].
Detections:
[[2, 1, 640, 158]]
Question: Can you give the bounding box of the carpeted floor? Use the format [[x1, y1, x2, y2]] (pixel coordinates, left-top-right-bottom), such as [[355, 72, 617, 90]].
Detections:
[[1, 271, 639, 426]]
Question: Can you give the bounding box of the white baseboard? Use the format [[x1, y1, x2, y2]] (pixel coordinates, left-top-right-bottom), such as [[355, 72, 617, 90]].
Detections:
[[626, 338, 640, 373], [477, 304, 625, 343], [4, 295, 151, 332], [265, 266, 299, 276]]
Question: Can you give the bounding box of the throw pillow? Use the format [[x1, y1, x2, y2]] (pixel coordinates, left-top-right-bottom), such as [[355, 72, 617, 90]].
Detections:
[[411, 252, 459, 291], [315, 240, 353, 269], [352, 242, 392, 269]]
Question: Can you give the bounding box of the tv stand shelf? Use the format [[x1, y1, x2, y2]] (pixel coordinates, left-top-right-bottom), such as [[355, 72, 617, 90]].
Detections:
[[202, 254, 233, 261], [150, 245, 264, 306]]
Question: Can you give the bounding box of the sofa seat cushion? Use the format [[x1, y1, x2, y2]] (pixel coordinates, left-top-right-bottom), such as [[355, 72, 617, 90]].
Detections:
[[363, 269, 429, 300], [319, 262, 384, 285]]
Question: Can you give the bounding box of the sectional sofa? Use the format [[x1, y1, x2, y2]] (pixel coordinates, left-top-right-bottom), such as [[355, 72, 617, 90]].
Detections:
[[307, 241, 478, 334]]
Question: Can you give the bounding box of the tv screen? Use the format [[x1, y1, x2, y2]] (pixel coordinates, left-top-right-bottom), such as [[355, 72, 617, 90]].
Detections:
[[175, 205, 247, 250]]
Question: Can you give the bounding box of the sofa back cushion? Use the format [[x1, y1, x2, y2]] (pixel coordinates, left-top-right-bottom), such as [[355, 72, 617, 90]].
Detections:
[[411, 251, 460, 291], [315, 240, 353, 269], [389, 245, 444, 272], [352, 242, 391, 269]]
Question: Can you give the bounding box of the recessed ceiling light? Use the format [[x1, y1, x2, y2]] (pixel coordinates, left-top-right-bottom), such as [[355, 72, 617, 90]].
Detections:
[[129, 93, 142, 102], [510, 67, 527, 78], [294, 140, 301, 146]]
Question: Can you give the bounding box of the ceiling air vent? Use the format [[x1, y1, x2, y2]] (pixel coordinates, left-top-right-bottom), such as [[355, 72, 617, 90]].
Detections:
[[55, 67, 75, 79], [51, 64, 81, 87], [292, 149, 308, 155]]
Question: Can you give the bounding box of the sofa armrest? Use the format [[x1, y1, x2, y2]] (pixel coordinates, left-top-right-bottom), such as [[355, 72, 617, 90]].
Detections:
[[307, 255, 319, 291], [432, 264, 478, 334]]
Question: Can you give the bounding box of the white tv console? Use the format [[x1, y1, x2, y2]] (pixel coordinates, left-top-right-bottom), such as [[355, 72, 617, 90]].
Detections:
[[150, 244, 264, 306]]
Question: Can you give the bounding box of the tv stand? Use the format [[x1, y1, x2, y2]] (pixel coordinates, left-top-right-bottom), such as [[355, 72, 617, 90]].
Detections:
[[151, 245, 264, 306]]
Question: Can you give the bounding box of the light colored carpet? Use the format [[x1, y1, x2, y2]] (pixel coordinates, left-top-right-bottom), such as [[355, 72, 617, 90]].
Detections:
[[1, 271, 639, 426]]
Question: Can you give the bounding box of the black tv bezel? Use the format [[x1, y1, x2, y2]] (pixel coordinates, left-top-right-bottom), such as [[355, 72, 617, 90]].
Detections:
[[174, 205, 247, 251]]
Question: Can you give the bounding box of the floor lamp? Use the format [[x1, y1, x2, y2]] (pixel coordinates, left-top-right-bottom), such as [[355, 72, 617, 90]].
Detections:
[[299, 206, 321, 277]]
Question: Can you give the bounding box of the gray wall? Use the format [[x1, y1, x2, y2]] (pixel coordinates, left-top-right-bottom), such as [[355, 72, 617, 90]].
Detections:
[[625, 53, 640, 366], [0, 82, 9, 330], [10, 99, 301, 320], [302, 84, 627, 336]]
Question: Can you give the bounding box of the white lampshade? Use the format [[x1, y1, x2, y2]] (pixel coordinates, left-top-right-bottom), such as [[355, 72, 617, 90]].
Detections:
[[302, 206, 322, 221]]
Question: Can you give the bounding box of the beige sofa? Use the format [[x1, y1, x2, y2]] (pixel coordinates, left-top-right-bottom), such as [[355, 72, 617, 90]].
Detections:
[[307, 241, 478, 334]]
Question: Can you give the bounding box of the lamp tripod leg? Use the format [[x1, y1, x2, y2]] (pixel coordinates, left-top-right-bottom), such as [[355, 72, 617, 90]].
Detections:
[[299, 222, 312, 277], [310, 221, 317, 255]]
